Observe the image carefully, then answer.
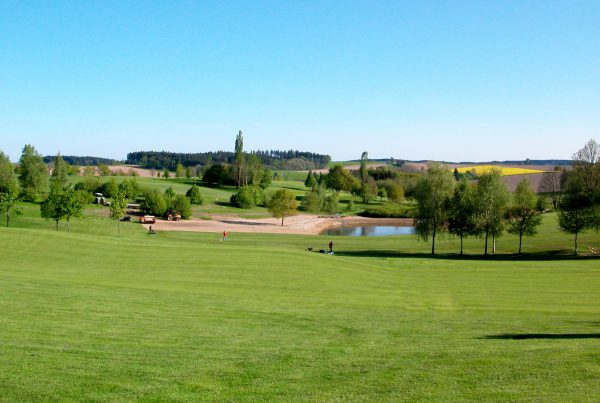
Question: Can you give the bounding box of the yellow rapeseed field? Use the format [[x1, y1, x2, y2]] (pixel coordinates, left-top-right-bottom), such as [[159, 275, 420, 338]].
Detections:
[[455, 165, 545, 176]]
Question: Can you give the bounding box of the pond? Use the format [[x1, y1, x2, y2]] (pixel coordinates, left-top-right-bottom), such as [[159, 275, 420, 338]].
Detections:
[[322, 225, 415, 237]]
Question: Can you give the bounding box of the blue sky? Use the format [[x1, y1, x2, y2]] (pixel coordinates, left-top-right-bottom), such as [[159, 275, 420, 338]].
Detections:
[[1, 1, 599, 162]]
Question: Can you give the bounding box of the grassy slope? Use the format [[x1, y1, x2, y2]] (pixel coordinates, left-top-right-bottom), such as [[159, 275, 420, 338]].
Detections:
[[0, 211, 599, 401]]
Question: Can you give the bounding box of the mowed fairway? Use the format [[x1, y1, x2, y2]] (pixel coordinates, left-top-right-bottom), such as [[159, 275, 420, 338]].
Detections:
[[0, 217, 599, 401]]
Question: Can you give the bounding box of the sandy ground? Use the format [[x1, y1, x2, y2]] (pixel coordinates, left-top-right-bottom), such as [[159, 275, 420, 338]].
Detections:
[[143, 214, 413, 235], [108, 165, 159, 177]]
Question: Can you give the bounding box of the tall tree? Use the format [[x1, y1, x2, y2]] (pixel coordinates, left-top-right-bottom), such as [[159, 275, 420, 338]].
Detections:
[[234, 130, 246, 187], [474, 169, 510, 256], [414, 163, 455, 255], [506, 179, 543, 256], [18, 144, 47, 201], [360, 151, 369, 185], [50, 153, 69, 190], [246, 153, 263, 186], [0, 152, 22, 227], [447, 179, 478, 255], [268, 189, 299, 226]]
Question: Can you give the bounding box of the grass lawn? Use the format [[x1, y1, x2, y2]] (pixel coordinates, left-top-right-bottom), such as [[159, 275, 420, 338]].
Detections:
[[0, 208, 599, 400]]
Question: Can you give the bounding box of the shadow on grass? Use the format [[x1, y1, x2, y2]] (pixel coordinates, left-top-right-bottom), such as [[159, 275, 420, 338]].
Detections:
[[334, 250, 600, 261], [481, 333, 600, 340]]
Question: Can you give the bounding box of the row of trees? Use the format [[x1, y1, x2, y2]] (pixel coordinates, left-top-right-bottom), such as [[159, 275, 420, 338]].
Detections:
[[414, 140, 600, 255], [126, 148, 331, 171]]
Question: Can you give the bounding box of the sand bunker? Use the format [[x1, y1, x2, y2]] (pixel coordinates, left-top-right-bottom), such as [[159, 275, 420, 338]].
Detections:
[[144, 214, 413, 235]]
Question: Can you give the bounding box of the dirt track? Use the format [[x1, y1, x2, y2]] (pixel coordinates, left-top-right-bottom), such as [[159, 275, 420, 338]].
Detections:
[[144, 214, 413, 235]]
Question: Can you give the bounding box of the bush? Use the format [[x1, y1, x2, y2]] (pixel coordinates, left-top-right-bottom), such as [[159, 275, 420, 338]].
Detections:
[[185, 184, 204, 204], [379, 180, 405, 203], [142, 189, 167, 216], [230, 186, 265, 209], [359, 202, 413, 218], [300, 190, 321, 213], [172, 195, 192, 219], [324, 194, 339, 214]]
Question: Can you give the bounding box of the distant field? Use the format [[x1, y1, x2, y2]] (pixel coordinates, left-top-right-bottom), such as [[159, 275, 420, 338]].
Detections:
[[456, 165, 546, 176]]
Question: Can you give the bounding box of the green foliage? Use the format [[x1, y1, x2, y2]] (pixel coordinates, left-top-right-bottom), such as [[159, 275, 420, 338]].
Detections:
[[50, 153, 69, 189], [234, 130, 245, 187], [359, 177, 378, 203], [327, 165, 358, 194], [246, 153, 263, 186], [142, 189, 167, 216], [474, 168, 510, 255], [202, 164, 230, 186], [360, 151, 369, 184], [109, 188, 128, 236], [300, 189, 321, 213], [304, 170, 316, 188], [360, 202, 413, 218], [18, 144, 47, 201], [185, 166, 193, 179], [267, 189, 299, 225], [164, 186, 177, 200], [230, 186, 265, 209], [0, 151, 22, 227], [378, 180, 404, 202], [175, 163, 185, 178], [98, 164, 111, 176], [414, 163, 455, 254], [259, 169, 273, 189], [323, 193, 339, 215], [185, 184, 204, 205], [163, 169, 170, 179], [377, 187, 387, 202], [172, 195, 192, 219], [506, 179, 543, 255], [447, 179, 478, 255], [100, 178, 118, 198], [40, 185, 83, 232]]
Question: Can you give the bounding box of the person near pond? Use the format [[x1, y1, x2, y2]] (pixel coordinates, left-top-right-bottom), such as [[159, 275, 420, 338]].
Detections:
[[329, 241, 334, 253]]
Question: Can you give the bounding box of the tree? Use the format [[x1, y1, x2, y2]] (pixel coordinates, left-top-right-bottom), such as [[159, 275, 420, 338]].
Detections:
[[327, 165, 358, 194], [185, 166, 193, 179], [246, 153, 263, 186], [414, 163, 455, 255], [98, 164, 111, 176], [539, 166, 565, 210], [506, 179, 543, 255], [18, 144, 47, 201], [172, 195, 192, 219], [304, 170, 316, 188], [142, 189, 167, 216], [447, 179, 478, 255], [41, 186, 66, 231], [175, 163, 185, 178], [163, 169, 170, 179], [186, 185, 203, 204], [268, 189, 299, 226], [474, 169, 510, 256], [109, 187, 128, 236], [62, 186, 83, 232], [50, 153, 69, 189], [558, 172, 598, 255], [260, 169, 273, 189], [360, 176, 378, 204], [360, 151, 369, 185], [234, 130, 246, 187], [0, 152, 22, 227]]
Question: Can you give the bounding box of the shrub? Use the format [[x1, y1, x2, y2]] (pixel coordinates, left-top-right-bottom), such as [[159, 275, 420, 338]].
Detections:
[[359, 202, 413, 218], [142, 189, 167, 216], [300, 190, 321, 213], [172, 195, 192, 219], [324, 194, 339, 214], [185, 184, 204, 205]]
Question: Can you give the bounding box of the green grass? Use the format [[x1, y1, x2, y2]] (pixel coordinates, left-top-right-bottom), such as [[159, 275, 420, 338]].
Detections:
[[0, 208, 599, 401]]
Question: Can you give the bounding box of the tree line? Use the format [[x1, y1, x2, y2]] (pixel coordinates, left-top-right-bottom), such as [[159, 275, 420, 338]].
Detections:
[[126, 149, 331, 171], [413, 140, 600, 255]]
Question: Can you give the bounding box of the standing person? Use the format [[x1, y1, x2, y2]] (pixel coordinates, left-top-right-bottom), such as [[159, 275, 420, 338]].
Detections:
[[329, 241, 334, 253], [223, 231, 228, 241]]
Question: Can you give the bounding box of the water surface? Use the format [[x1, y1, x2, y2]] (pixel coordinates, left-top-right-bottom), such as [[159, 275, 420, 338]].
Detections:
[[322, 225, 415, 237]]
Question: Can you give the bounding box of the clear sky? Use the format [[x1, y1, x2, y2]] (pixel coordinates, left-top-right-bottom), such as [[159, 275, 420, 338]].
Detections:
[[1, 1, 599, 162]]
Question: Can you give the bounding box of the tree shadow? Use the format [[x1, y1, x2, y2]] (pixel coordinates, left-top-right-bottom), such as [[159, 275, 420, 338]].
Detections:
[[334, 250, 600, 261], [481, 333, 600, 340]]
